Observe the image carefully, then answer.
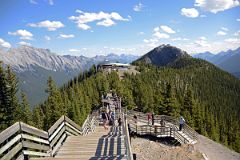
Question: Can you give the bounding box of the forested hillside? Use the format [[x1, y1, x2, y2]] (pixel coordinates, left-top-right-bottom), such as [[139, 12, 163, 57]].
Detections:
[[1, 54, 240, 153]]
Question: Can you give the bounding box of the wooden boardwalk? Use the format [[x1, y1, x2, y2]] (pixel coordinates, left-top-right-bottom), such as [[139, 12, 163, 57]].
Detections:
[[32, 126, 127, 160]]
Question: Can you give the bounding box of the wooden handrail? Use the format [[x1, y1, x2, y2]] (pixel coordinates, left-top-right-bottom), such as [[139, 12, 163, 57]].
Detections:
[[127, 110, 198, 144], [123, 114, 134, 160], [0, 114, 98, 159]]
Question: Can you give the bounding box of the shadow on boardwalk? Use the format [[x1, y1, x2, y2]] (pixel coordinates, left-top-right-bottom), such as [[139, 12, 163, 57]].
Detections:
[[89, 126, 126, 160]]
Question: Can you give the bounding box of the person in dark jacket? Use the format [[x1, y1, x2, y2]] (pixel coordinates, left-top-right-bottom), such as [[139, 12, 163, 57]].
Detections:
[[152, 113, 154, 125]]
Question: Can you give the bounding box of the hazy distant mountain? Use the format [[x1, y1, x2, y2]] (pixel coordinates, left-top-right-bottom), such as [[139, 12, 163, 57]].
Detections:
[[134, 44, 190, 66], [194, 47, 240, 78], [0, 46, 139, 106]]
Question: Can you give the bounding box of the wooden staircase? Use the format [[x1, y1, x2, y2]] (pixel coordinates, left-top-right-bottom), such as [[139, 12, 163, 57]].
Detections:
[[32, 126, 127, 160]]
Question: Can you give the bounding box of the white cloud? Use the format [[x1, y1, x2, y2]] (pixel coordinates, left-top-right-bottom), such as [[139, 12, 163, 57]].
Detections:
[[133, 3, 144, 12], [59, 34, 75, 39], [195, 0, 239, 13], [224, 38, 240, 44], [137, 32, 145, 35], [195, 36, 210, 47], [18, 41, 31, 46], [172, 37, 189, 41], [77, 23, 91, 30], [217, 31, 227, 36], [143, 39, 149, 43], [44, 35, 51, 41], [153, 27, 160, 32], [199, 36, 206, 40], [181, 8, 199, 18], [97, 19, 115, 27], [69, 11, 129, 30], [234, 30, 240, 37], [237, 18, 240, 21], [48, 0, 54, 5], [30, 0, 37, 4], [8, 29, 33, 40], [160, 25, 176, 34], [69, 49, 81, 52], [0, 38, 11, 48], [221, 27, 229, 31], [28, 20, 64, 31], [153, 32, 170, 39]]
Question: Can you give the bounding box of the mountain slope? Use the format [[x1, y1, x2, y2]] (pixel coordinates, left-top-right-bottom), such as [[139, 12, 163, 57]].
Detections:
[[134, 44, 190, 66], [193, 47, 240, 78], [0, 46, 139, 106], [131, 44, 240, 152]]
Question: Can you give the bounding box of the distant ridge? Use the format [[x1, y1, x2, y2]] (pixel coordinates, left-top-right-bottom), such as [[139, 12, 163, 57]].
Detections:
[[194, 47, 240, 78]]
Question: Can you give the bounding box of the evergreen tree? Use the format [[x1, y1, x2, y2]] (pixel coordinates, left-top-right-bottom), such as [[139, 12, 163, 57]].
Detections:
[[20, 92, 33, 125]]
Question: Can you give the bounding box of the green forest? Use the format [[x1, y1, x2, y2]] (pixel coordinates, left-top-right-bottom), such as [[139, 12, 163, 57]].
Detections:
[[0, 57, 240, 153]]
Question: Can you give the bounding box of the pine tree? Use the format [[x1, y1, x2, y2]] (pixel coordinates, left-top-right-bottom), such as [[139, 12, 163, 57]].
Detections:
[[32, 106, 44, 129], [0, 63, 11, 130], [6, 66, 19, 123], [20, 92, 33, 125], [44, 76, 64, 128]]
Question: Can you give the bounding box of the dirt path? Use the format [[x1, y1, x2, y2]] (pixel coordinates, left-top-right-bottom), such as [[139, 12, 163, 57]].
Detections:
[[131, 137, 203, 160], [195, 135, 240, 160]]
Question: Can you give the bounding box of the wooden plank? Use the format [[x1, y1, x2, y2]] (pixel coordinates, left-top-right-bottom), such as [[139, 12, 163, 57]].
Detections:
[[1, 142, 22, 160], [22, 150, 50, 157], [51, 133, 67, 156], [22, 141, 50, 151], [65, 126, 79, 136], [50, 125, 65, 147], [65, 131, 74, 136], [20, 122, 48, 139], [0, 122, 20, 144], [65, 122, 82, 135], [16, 153, 24, 160], [64, 116, 81, 131], [22, 134, 49, 144], [0, 134, 21, 154], [48, 116, 64, 135], [49, 122, 64, 142]]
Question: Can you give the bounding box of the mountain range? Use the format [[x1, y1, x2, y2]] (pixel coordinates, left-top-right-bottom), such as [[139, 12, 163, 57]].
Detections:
[[0, 46, 139, 106], [193, 47, 240, 78]]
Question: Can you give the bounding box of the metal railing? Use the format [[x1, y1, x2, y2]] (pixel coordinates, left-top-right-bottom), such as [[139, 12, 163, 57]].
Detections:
[[0, 115, 98, 160]]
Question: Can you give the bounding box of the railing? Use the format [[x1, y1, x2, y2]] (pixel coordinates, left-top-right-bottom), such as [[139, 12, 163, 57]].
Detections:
[[127, 110, 198, 144], [122, 114, 134, 160], [0, 115, 97, 160]]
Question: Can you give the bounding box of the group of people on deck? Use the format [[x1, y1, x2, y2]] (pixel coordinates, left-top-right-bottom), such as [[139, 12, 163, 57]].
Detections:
[[133, 112, 185, 131], [101, 109, 122, 130]]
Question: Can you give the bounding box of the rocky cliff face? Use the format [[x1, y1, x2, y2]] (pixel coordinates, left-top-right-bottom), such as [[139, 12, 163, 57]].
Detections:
[[0, 46, 91, 72]]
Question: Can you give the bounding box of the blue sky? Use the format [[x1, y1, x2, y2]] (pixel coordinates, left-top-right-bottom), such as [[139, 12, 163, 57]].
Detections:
[[0, 0, 240, 57]]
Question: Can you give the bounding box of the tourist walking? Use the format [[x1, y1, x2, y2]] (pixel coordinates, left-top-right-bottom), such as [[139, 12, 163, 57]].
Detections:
[[133, 114, 137, 124], [152, 113, 154, 125], [102, 109, 109, 130], [179, 116, 185, 131], [147, 113, 152, 125]]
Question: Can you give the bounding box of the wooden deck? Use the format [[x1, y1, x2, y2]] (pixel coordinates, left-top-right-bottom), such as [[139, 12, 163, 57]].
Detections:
[[32, 126, 127, 160]]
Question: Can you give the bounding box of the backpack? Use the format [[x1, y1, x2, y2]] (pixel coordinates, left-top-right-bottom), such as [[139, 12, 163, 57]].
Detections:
[[102, 112, 107, 119]]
